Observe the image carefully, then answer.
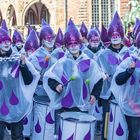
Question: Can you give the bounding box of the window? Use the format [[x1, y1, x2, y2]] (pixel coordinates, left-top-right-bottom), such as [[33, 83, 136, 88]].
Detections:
[[92, 0, 115, 28]]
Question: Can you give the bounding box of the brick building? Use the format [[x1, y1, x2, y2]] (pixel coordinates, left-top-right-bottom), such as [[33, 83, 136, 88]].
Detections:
[[0, 0, 132, 36]]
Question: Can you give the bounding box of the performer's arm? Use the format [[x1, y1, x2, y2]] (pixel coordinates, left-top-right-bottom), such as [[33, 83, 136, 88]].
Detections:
[[115, 68, 134, 85], [91, 78, 103, 100], [20, 63, 33, 85], [48, 78, 62, 93]]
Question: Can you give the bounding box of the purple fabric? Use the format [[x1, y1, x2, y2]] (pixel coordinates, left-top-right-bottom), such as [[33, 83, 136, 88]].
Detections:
[[61, 88, 73, 108], [61, 72, 68, 85], [87, 28, 100, 41], [55, 28, 63, 46], [35, 119, 41, 133], [116, 123, 124, 136], [64, 19, 81, 45], [22, 117, 28, 125], [108, 11, 124, 39], [134, 23, 140, 40], [41, 18, 48, 26], [45, 112, 54, 124], [36, 56, 49, 68], [78, 59, 90, 72], [136, 32, 140, 48], [84, 129, 91, 140], [0, 80, 3, 90], [110, 110, 113, 122], [0, 100, 9, 116], [12, 30, 23, 44], [108, 53, 119, 65], [24, 29, 40, 52], [80, 22, 88, 38], [83, 81, 88, 99], [9, 90, 19, 105], [67, 133, 74, 140], [101, 24, 110, 43], [1, 19, 9, 33], [133, 18, 140, 36], [0, 28, 11, 43], [39, 25, 55, 42]]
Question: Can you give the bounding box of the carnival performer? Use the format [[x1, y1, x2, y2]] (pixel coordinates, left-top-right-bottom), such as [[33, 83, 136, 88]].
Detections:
[[80, 22, 88, 49], [12, 30, 24, 53], [0, 28, 40, 140], [51, 28, 67, 60], [43, 19, 103, 135], [22, 29, 40, 140], [83, 28, 104, 61], [100, 24, 111, 48], [97, 11, 129, 140], [110, 31, 140, 140]]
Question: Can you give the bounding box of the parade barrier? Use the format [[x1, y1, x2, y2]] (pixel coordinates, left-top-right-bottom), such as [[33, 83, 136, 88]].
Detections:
[[108, 100, 128, 140], [32, 95, 55, 140], [58, 112, 96, 140]]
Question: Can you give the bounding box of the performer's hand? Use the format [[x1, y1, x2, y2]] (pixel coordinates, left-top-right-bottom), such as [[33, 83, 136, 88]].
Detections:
[[56, 84, 63, 93], [130, 61, 136, 68], [20, 54, 26, 65], [90, 95, 96, 105]]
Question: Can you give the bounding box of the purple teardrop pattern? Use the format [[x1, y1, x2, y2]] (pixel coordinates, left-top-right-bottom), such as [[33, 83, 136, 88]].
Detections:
[[61, 89, 73, 108], [67, 133, 74, 140], [35, 119, 41, 133], [110, 110, 113, 122], [9, 90, 19, 105], [83, 81, 88, 99], [46, 112, 54, 124], [0, 80, 3, 90], [130, 75, 135, 85], [0, 100, 9, 116], [108, 53, 119, 65], [23, 117, 28, 125], [84, 129, 91, 140], [116, 123, 124, 136], [78, 59, 90, 72]]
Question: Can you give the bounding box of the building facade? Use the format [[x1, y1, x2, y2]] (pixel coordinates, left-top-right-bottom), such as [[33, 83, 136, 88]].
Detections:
[[0, 0, 131, 36]]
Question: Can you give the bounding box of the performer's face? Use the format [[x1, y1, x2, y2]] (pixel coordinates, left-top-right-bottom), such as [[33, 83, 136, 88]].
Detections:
[[111, 32, 122, 45], [0, 41, 11, 52], [42, 38, 55, 49], [68, 41, 80, 55], [16, 42, 23, 49], [89, 36, 100, 48]]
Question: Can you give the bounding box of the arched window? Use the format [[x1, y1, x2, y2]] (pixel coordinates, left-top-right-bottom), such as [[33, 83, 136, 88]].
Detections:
[[41, 5, 50, 24], [25, 2, 50, 25], [6, 5, 17, 26], [28, 9, 35, 25]]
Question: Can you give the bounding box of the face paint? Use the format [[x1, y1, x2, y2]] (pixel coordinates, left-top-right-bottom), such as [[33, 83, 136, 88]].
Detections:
[[16, 42, 23, 49], [42, 39, 54, 48], [111, 32, 122, 45], [68, 43, 80, 54], [0, 41, 11, 52], [89, 36, 100, 48]]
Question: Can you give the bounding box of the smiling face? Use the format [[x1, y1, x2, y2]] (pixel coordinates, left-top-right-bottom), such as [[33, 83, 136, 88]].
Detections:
[[42, 35, 55, 49], [0, 40, 11, 53], [67, 40, 80, 55], [89, 36, 100, 48], [111, 32, 122, 45]]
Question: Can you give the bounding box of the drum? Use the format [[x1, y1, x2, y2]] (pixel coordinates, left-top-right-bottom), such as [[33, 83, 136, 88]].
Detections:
[[58, 112, 96, 140], [108, 100, 128, 140], [22, 106, 33, 137], [31, 95, 55, 140]]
